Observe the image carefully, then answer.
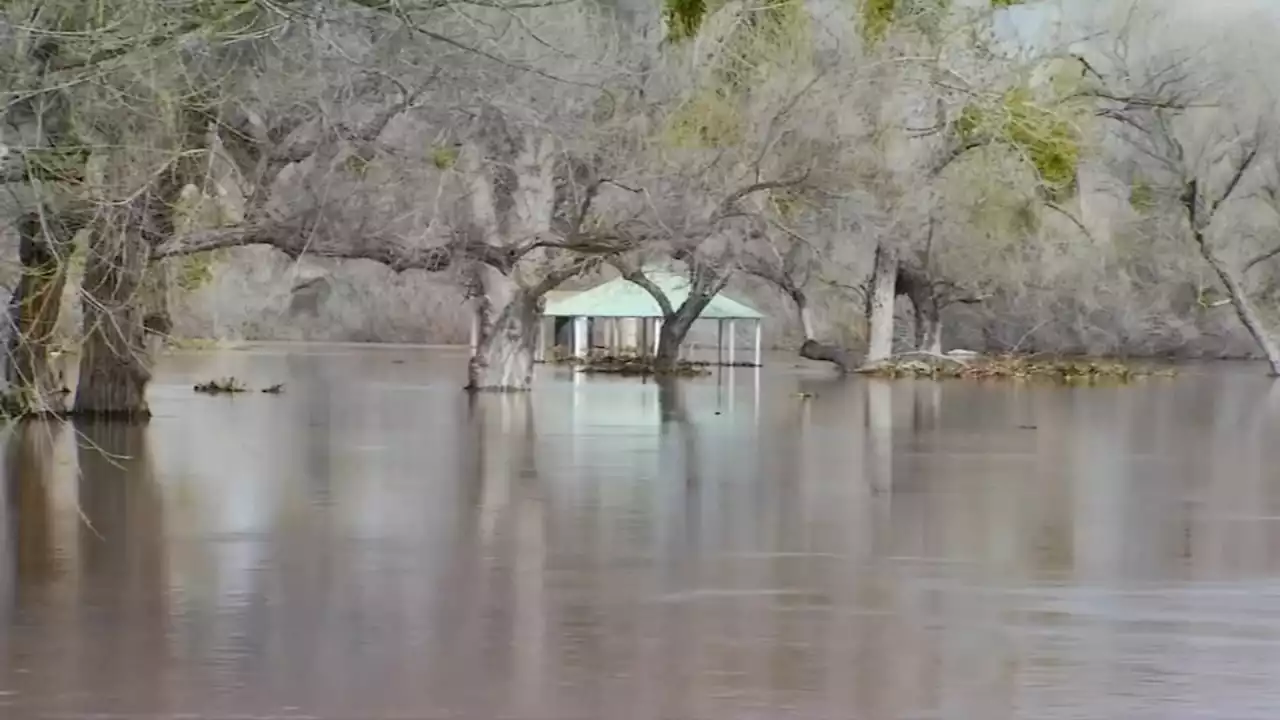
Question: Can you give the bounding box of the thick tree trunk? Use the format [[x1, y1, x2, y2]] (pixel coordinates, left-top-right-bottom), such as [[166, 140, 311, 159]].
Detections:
[[654, 292, 720, 373], [898, 262, 943, 355], [142, 258, 175, 351], [629, 265, 729, 374], [4, 212, 74, 416], [73, 214, 154, 420], [468, 269, 540, 392], [864, 242, 899, 365], [916, 312, 942, 356], [654, 309, 700, 373], [792, 293, 852, 372], [1197, 234, 1280, 375]]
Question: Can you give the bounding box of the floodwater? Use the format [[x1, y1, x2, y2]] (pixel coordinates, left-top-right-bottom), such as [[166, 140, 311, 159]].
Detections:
[[4, 346, 1280, 719]]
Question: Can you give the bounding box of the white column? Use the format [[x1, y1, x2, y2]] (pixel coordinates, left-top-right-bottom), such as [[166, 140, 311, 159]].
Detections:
[[622, 317, 638, 352], [717, 319, 725, 366], [469, 308, 480, 358], [573, 317, 589, 359], [653, 318, 663, 355], [754, 320, 763, 367], [727, 320, 736, 366], [535, 318, 545, 362]]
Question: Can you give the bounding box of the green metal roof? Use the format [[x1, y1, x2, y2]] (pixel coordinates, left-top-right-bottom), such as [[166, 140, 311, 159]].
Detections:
[[542, 290, 580, 306], [543, 269, 764, 320]]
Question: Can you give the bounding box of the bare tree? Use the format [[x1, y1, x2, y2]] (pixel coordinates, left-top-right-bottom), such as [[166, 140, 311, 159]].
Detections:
[[848, 0, 1089, 365], [1078, 8, 1280, 374], [4, 0, 646, 404], [594, 0, 852, 371], [4, 211, 79, 414]]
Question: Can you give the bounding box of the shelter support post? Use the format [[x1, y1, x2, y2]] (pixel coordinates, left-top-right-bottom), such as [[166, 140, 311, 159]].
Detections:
[[469, 307, 479, 359], [727, 320, 736, 366], [717, 319, 725, 366], [754, 320, 762, 367], [622, 317, 638, 352], [574, 316, 589, 359], [654, 318, 663, 355], [536, 318, 546, 362]]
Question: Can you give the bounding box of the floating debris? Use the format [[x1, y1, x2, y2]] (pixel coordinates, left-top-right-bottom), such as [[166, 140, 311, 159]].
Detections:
[[550, 350, 759, 376], [193, 377, 248, 395], [577, 354, 710, 377], [261, 384, 285, 394], [858, 353, 1176, 383]]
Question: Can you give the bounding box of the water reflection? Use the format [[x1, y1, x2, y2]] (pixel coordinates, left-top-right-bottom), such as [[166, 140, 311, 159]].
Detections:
[[5, 423, 63, 589], [1, 352, 1280, 718], [74, 421, 170, 714]]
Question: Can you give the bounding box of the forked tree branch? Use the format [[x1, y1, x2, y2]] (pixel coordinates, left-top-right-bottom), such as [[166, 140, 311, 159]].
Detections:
[[611, 258, 675, 318]]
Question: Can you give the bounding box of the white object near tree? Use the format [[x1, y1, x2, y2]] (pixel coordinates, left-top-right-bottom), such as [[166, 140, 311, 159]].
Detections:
[[620, 318, 638, 351], [469, 308, 479, 358], [653, 318, 663, 355], [753, 320, 762, 367], [727, 320, 736, 366]]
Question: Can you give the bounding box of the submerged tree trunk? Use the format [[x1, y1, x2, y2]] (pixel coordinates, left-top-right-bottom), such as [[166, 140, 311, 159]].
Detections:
[[654, 302, 706, 373], [73, 209, 154, 420], [916, 311, 942, 355], [864, 242, 899, 365], [4, 212, 75, 416], [618, 264, 726, 374], [468, 268, 541, 392], [654, 270, 731, 373], [792, 292, 852, 372], [897, 262, 943, 355], [1196, 233, 1280, 375]]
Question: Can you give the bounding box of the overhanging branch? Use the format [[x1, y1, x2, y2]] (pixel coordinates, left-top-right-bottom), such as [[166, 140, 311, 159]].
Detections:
[[1210, 141, 1262, 219], [715, 172, 811, 220], [1244, 244, 1280, 274]]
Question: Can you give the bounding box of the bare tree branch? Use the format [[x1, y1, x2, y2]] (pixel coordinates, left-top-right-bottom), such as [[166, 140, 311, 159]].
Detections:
[[1209, 138, 1263, 220], [611, 259, 675, 318], [1244, 244, 1280, 274], [714, 172, 811, 221]]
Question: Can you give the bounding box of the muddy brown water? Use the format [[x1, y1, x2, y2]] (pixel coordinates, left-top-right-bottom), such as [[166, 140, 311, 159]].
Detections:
[[3, 345, 1280, 719]]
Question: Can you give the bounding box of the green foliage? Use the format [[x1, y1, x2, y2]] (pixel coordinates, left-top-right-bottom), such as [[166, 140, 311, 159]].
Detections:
[[665, 0, 711, 41], [860, 0, 953, 45], [990, 0, 1025, 7], [1129, 178, 1156, 212], [660, 0, 811, 149], [431, 145, 458, 170], [36, 0, 269, 69], [19, 147, 93, 183], [957, 87, 1081, 201], [861, 0, 897, 45], [771, 187, 807, 220], [661, 90, 743, 148], [175, 251, 220, 292], [714, 0, 809, 87], [342, 154, 371, 177]]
